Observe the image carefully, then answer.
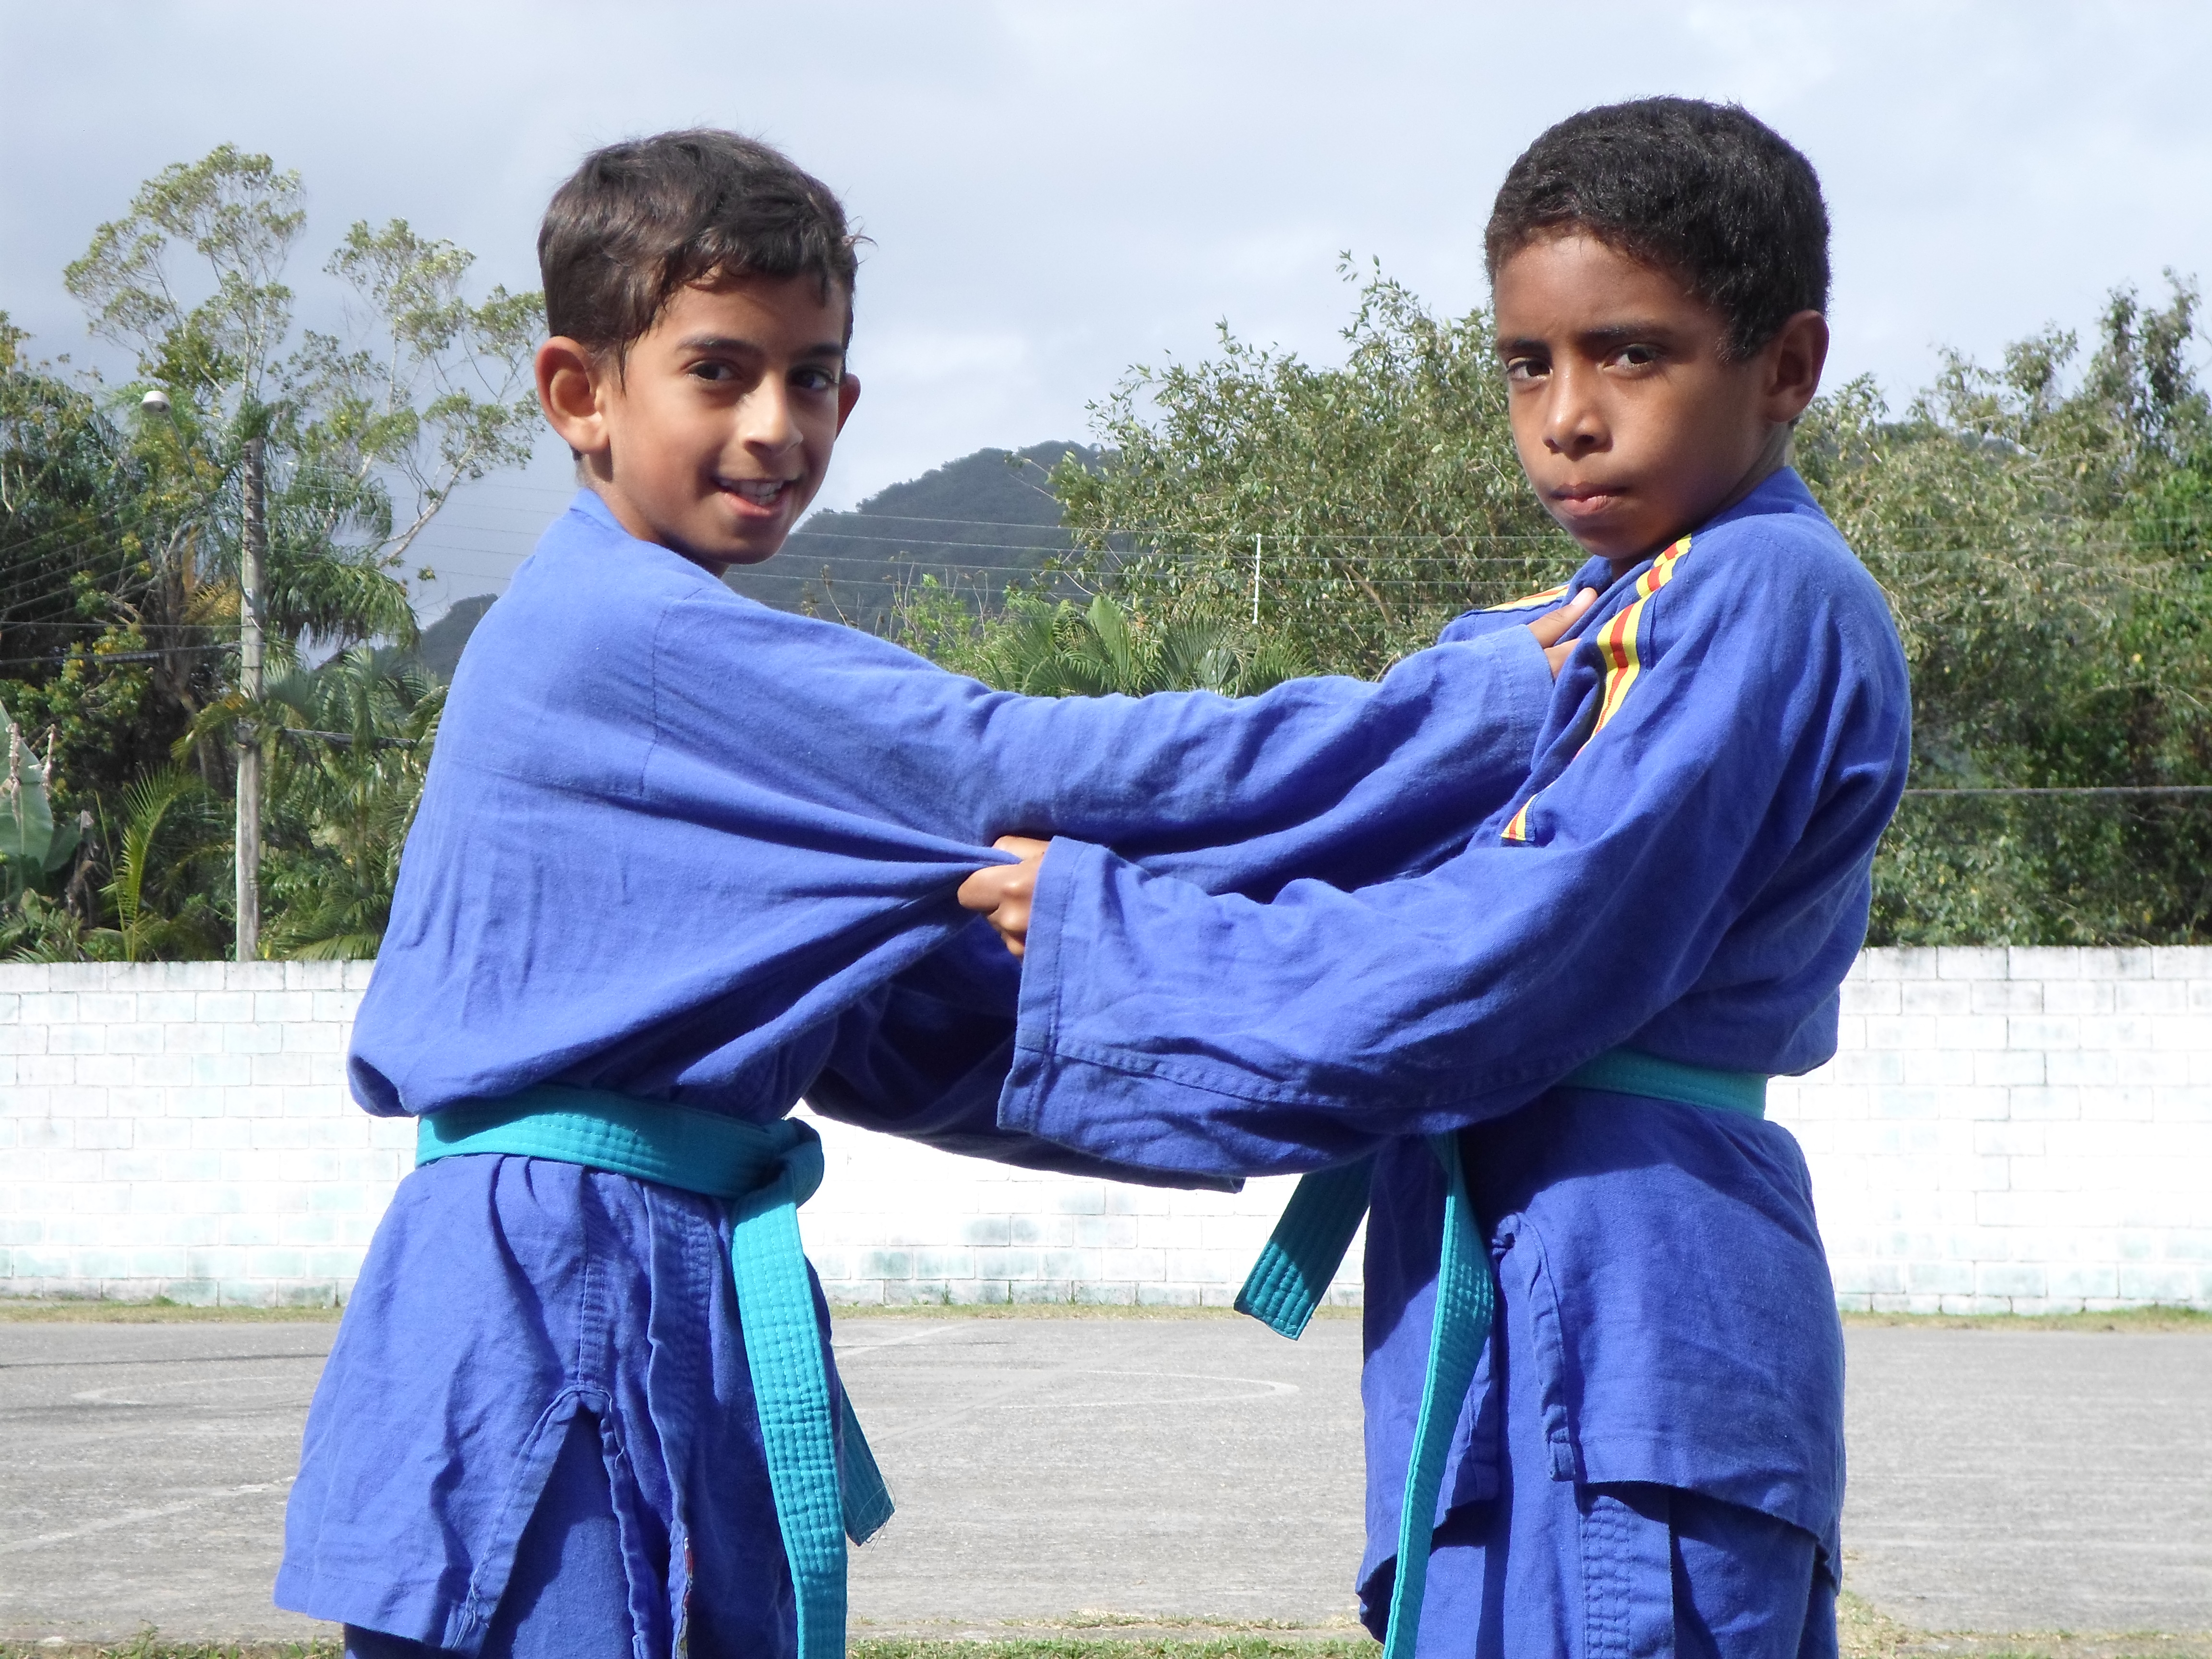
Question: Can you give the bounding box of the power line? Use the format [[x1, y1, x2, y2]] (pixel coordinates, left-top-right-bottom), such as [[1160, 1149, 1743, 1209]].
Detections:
[[0, 620, 213, 631], [8, 501, 2199, 565], [1900, 785, 2212, 798], [0, 642, 234, 671]]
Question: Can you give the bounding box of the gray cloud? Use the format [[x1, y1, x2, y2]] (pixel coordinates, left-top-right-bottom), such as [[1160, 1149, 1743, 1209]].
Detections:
[[5, 0, 2208, 611]]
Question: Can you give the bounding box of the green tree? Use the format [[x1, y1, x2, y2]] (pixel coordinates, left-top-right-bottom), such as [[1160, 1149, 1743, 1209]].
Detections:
[[81, 767, 229, 962], [0, 699, 85, 958], [911, 264, 2212, 944], [1798, 277, 2212, 942], [1049, 265, 1577, 679], [0, 320, 185, 925], [1, 144, 541, 957], [901, 582, 1308, 697]]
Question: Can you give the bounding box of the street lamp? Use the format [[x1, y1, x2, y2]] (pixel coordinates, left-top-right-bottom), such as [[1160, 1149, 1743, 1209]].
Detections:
[[140, 389, 171, 416]]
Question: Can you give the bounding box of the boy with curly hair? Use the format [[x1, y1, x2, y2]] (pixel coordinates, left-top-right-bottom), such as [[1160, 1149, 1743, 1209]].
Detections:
[[961, 99, 1909, 1659]]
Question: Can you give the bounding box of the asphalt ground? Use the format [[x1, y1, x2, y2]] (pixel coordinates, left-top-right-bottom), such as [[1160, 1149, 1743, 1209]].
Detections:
[[1841, 1325, 2212, 1635], [0, 1312, 2206, 1648]]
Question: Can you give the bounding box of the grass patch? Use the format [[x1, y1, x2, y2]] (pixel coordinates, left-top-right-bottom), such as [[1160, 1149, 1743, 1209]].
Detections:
[[0, 1641, 338, 1658], [5, 1613, 2206, 1659], [851, 1643, 1370, 1659], [0, 1645, 1359, 1659], [1841, 1305, 2212, 1334], [1839, 1591, 1927, 1657], [8, 1299, 2199, 1330], [1835, 1591, 2212, 1658], [0, 1298, 1360, 1326], [0, 1299, 342, 1323]]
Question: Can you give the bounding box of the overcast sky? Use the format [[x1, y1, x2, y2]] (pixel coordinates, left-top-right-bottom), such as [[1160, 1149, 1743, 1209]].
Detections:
[[5, 0, 2210, 614]]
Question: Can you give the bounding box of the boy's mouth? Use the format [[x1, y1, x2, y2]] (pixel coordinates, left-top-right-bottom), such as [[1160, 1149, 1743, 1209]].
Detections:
[[721, 477, 794, 510], [1550, 484, 1624, 521]]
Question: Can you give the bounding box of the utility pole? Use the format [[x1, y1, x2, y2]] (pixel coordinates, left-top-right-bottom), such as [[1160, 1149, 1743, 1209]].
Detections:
[[235, 433, 264, 962]]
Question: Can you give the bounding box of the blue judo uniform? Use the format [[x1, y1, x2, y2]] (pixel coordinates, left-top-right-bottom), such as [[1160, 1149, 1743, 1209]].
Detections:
[[277, 490, 1561, 1657], [992, 469, 1912, 1656]]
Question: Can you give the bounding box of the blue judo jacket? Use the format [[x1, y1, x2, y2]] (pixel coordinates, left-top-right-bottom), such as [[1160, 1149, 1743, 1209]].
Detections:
[[284, 489, 1557, 1652], [991, 468, 1911, 1615]]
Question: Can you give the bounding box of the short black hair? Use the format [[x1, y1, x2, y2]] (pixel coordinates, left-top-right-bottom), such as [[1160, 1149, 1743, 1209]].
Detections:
[[539, 129, 860, 358], [1486, 98, 1829, 360]]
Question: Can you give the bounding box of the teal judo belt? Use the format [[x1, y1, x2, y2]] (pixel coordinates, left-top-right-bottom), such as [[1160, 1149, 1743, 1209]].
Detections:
[[1234, 1048, 1767, 1659], [416, 1085, 892, 1659]]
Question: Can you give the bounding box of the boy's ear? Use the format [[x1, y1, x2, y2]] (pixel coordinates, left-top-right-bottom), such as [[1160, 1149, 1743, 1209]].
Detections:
[[836, 373, 862, 436], [537, 337, 613, 459], [1762, 311, 1829, 425]]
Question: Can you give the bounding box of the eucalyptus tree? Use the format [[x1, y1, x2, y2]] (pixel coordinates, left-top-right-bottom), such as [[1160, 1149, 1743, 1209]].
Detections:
[[61, 144, 541, 683], [0, 144, 541, 957]]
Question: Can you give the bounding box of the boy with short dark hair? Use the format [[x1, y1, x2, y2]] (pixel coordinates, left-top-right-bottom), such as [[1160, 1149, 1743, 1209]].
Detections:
[[276, 130, 1579, 1659], [961, 99, 1909, 1657]]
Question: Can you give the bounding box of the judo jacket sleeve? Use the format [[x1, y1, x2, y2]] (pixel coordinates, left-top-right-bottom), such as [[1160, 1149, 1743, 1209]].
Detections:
[[994, 516, 1913, 1177], [350, 492, 1556, 1125]]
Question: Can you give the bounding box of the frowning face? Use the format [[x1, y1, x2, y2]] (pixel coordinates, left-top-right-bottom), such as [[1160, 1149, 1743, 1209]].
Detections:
[[1493, 232, 1825, 574]]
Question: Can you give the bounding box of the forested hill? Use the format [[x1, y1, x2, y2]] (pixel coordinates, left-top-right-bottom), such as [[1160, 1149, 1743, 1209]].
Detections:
[[409, 445, 1097, 672], [726, 440, 1097, 632], [413, 442, 1097, 668], [411, 594, 496, 680]]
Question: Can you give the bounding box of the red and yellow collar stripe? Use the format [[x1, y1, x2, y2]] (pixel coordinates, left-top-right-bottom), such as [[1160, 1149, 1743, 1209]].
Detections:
[[1589, 534, 1691, 735], [1502, 534, 1693, 844], [1500, 794, 1539, 843]]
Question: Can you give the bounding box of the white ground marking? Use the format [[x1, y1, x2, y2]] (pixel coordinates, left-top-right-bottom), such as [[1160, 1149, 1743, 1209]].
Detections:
[[0, 1480, 294, 1555]]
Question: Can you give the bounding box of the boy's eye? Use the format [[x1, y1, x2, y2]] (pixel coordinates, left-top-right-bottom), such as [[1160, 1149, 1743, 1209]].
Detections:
[[1612, 344, 1660, 369], [791, 366, 839, 393], [688, 361, 737, 382], [1503, 356, 1547, 384]]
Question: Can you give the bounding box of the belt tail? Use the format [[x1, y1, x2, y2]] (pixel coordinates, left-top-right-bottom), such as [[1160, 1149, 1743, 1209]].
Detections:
[[1381, 1131, 1495, 1659], [838, 1394, 895, 1544], [1235, 1156, 1375, 1339], [728, 1172, 848, 1659]]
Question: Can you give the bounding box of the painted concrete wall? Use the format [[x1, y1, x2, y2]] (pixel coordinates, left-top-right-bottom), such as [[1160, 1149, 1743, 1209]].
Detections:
[[0, 961, 1342, 1308], [1, 950, 2206, 1311], [1773, 947, 2212, 1311]]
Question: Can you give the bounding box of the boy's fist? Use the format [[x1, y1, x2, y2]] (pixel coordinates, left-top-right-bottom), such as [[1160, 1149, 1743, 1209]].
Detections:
[[958, 835, 1049, 957], [1527, 587, 1596, 675], [957, 597, 1593, 960]]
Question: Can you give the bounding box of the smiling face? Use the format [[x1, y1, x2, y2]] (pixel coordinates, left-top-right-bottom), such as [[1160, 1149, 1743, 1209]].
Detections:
[[1492, 232, 1827, 574], [535, 273, 860, 571]]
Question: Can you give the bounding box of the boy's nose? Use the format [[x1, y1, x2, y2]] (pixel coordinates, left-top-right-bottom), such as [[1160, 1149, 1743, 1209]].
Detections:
[[737, 383, 803, 452], [1546, 421, 1604, 460], [1542, 374, 1606, 458]]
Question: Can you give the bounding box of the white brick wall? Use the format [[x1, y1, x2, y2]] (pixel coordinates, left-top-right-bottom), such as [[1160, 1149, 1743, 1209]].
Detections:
[[0, 962, 1353, 1308], [0, 962, 403, 1305], [1772, 946, 2212, 1313], [2, 950, 2207, 1310], [801, 1120, 1354, 1308]]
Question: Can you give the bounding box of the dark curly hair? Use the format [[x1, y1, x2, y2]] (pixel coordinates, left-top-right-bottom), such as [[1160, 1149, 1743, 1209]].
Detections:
[[539, 130, 860, 359], [1486, 98, 1829, 360]]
